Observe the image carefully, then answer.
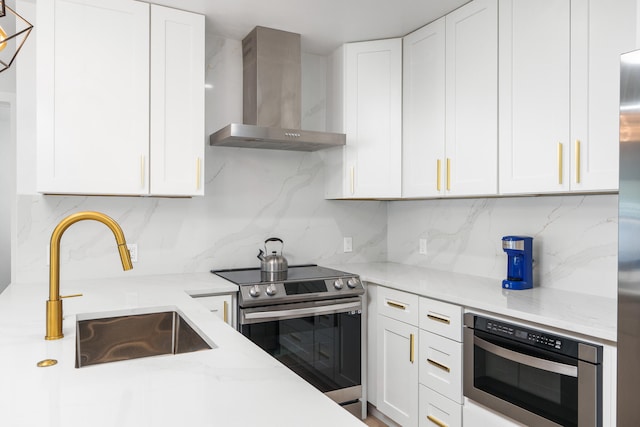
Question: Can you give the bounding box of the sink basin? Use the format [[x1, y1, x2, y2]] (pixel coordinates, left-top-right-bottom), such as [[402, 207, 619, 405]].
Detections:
[[75, 307, 215, 368]]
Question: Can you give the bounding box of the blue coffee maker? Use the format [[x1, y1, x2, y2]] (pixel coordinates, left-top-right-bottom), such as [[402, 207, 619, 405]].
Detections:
[[502, 236, 533, 290]]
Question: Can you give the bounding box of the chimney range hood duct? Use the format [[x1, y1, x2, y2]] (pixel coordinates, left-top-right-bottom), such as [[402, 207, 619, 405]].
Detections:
[[209, 26, 346, 151]]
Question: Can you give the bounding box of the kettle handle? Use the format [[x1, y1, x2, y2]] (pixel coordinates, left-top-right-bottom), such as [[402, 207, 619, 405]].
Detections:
[[264, 237, 284, 253]]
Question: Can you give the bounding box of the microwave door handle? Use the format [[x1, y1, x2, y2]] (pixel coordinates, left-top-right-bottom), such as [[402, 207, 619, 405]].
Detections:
[[474, 336, 578, 377], [244, 301, 361, 322]]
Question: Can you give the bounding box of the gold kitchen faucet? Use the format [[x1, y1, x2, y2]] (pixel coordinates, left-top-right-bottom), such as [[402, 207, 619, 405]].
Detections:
[[45, 211, 133, 340]]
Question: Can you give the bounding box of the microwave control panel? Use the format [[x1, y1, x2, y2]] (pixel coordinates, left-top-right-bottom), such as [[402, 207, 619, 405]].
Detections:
[[474, 316, 580, 358]]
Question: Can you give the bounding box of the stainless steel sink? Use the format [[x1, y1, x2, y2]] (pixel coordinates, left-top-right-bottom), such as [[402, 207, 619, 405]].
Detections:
[[75, 307, 215, 368]]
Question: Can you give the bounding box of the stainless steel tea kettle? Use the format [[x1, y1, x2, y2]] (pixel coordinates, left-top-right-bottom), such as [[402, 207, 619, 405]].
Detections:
[[257, 237, 288, 273]]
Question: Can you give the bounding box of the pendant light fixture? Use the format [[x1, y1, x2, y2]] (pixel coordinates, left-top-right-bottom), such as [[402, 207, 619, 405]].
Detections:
[[0, 0, 33, 73]]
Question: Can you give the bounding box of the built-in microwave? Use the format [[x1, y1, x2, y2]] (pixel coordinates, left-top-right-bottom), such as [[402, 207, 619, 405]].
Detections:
[[464, 313, 603, 427]]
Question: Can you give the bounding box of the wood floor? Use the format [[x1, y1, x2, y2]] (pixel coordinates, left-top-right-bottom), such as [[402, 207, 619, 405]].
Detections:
[[363, 415, 388, 427]]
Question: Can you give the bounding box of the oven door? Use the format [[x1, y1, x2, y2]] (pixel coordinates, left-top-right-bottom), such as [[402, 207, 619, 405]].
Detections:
[[239, 298, 362, 406], [464, 326, 601, 427]]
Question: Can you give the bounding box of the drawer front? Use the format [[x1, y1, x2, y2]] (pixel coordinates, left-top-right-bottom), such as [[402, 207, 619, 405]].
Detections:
[[378, 286, 420, 326], [419, 297, 462, 341], [419, 330, 462, 404], [419, 384, 462, 427]]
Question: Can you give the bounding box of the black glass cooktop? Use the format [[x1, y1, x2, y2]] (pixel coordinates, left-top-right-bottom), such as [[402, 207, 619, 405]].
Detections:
[[211, 264, 353, 285]]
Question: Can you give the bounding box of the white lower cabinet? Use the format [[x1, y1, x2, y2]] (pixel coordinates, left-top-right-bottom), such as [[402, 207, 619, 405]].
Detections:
[[191, 294, 236, 328], [420, 385, 462, 427], [463, 398, 525, 426], [419, 330, 462, 405], [377, 314, 419, 427]]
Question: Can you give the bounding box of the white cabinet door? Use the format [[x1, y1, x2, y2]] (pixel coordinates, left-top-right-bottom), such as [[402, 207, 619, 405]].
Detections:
[[325, 39, 402, 199], [402, 0, 497, 199], [37, 0, 150, 195], [445, 0, 498, 197], [377, 315, 419, 427], [150, 5, 205, 196], [192, 294, 235, 327], [402, 18, 446, 198], [37, 1, 204, 196], [498, 0, 571, 194], [570, 0, 636, 192]]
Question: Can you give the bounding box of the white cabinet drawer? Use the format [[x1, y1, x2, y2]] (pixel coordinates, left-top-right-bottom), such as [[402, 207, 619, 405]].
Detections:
[[419, 384, 462, 427], [378, 286, 420, 326], [419, 297, 462, 341], [419, 330, 462, 404]]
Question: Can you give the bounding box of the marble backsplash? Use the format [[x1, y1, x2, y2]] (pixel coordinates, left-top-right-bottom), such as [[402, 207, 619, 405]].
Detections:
[[387, 195, 619, 298], [15, 148, 388, 283]]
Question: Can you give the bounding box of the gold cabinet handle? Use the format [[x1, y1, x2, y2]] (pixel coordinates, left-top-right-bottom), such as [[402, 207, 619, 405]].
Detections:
[[427, 358, 451, 373], [350, 165, 355, 195], [575, 139, 581, 184], [557, 143, 563, 185], [223, 300, 228, 324], [436, 159, 441, 192], [196, 157, 202, 190], [410, 333, 415, 363], [427, 313, 451, 325], [446, 158, 451, 191], [140, 155, 146, 188], [386, 300, 406, 310], [427, 414, 448, 427]]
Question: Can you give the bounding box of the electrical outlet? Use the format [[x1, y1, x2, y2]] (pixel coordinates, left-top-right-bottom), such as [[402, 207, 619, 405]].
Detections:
[[419, 238, 427, 255], [343, 237, 353, 253], [127, 243, 138, 263]]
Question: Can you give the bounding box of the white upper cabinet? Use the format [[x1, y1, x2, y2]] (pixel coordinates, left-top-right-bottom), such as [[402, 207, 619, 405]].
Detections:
[[499, 0, 635, 194], [402, 0, 497, 198], [150, 5, 205, 196], [37, 0, 204, 196], [325, 39, 402, 199], [402, 18, 446, 198], [570, 0, 636, 192], [445, 0, 498, 197], [498, 0, 571, 194]]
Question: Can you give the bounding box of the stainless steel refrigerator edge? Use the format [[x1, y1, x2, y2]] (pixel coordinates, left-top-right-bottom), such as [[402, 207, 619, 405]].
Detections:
[[617, 49, 640, 425]]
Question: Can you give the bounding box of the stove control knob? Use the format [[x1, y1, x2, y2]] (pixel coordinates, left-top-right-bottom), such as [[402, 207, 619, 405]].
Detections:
[[334, 278, 344, 290], [347, 277, 360, 289], [266, 284, 278, 296], [249, 285, 261, 297]]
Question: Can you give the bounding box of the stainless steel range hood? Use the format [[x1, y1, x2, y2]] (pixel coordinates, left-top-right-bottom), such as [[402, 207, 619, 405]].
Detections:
[[209, 27, 345, 151]]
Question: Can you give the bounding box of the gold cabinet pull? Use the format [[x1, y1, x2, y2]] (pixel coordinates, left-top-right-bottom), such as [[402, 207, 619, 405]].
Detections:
[[557, 143, 563, 185], [350, 165, 355, 195], [386, 300, 406, 310], [427, 358, 451, 373], [436, 159, 441, 192], [427, 313, 451, 325], [446, 158, 451, 191], [427, 414, 448, 427], [575, 139, 581, 184], [223, 300, 228, 324], [410, 333, 415, 363], [140, 155, 146, 188], [196, 157, 202, 190]]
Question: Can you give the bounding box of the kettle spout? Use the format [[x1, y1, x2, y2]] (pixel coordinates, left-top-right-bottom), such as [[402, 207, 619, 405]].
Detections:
[[257, 249, 265, 261]]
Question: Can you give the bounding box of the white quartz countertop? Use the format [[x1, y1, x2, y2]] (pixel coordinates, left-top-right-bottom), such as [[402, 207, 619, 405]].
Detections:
[[330, 262, 616, 343], [0, 273, 365, 427]]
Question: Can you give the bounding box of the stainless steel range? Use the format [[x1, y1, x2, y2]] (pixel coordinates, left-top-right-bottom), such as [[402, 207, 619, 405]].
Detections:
[[212, 264, 365, 418]]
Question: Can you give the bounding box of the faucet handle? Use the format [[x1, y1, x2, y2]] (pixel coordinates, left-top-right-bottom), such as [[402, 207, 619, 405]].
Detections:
[[60, 293, 83, 299]]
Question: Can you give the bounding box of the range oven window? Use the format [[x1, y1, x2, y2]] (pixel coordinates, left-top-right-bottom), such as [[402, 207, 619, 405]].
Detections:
[[473, 330, 578, 426], [241, 310, 361, 393]]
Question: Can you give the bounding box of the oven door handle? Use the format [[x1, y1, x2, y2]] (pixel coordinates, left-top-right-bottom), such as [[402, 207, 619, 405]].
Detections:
[[474, 335, 578, 377], [243, 301, 362, 322]]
